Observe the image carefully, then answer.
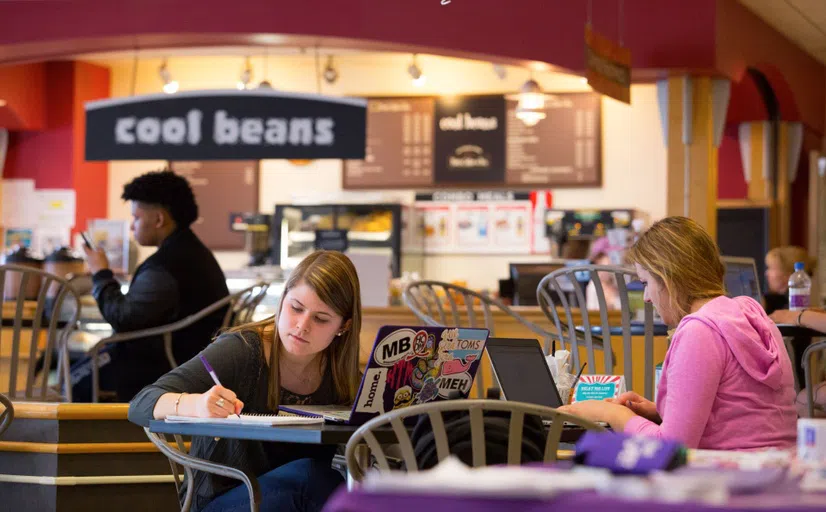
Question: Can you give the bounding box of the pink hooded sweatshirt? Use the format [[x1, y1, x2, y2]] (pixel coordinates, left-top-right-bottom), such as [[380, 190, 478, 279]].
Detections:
[[625, 296, 797, 450]]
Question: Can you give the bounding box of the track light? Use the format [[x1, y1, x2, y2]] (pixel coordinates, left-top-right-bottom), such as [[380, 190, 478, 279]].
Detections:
[[492, 63, 507, 80], [158, 59, 178, 94], [237, 57, 253, 90], [408, 54, 426, 87], [323, 56, 339, 84]]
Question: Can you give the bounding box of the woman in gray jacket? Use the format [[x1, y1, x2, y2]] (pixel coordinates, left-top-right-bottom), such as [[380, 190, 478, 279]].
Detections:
[[129, 250, 362, 512]]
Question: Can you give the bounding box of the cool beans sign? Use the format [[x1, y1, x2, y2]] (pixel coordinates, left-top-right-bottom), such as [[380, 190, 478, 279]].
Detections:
[[84, 90, 367, 161]]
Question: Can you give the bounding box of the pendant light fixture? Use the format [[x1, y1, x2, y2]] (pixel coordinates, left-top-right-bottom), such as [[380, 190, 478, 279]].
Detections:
[[515, 78, 547, 126]]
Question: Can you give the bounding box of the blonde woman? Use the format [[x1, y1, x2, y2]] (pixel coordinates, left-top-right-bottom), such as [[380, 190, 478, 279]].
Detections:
[[763, 245, 816, 314], [560, 217, 797, 450], [129, 250, 361, 512]]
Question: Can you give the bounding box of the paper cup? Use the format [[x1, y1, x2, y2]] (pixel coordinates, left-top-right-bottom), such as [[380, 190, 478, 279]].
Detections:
[[798, 418, 826, 466]]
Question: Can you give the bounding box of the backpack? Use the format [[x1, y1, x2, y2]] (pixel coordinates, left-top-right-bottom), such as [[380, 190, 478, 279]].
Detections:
[[407, 409, 547, 470]]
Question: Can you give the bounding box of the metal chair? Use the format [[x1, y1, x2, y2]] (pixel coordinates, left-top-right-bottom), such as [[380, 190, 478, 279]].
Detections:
[[144, 427, 261, 512], [537, 265, 658, 400], [402, 280, 555, 397], [345, 399, 605, 482], [0, 264, 82, 401], [0, 392, 13, 438], [802, 338, 826, 418], [88, 282, 268, 402]]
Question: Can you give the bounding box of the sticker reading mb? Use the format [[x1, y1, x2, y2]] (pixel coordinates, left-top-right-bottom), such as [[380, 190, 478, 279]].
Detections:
[[375, 328, 417, 366]]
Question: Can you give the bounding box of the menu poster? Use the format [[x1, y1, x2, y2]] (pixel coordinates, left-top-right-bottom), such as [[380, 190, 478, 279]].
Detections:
[[506, 93, 601, 187], [343, 98, 434, 189], [455, 205, 490, 247], [492, 204, 532, 249], [417, 205, 452, 253], [170, 160, 259, 250], [411, 191, 532, 254], [433, 96, 506, 185]]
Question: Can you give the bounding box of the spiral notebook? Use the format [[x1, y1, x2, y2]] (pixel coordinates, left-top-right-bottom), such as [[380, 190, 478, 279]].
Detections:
[[164, 414, 324, 426]]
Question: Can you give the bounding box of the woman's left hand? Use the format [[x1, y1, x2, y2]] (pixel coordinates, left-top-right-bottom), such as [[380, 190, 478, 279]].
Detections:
[[558, 400, 636, 430], [769, 309, 797, 325]]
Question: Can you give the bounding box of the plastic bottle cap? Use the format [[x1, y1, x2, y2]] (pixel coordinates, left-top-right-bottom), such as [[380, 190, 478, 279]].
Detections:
[[794, 262, 805, 272]]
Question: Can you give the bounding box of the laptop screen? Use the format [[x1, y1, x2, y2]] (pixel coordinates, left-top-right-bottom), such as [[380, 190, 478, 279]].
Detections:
[[486, 338, 562, 408], [722, 257, 762, 303]]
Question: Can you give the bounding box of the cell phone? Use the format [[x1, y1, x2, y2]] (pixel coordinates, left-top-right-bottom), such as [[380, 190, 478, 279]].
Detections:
[[80, 231, 94, 249]]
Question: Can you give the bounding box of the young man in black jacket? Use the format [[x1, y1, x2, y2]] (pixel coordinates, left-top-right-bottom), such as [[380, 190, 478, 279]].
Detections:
[[72, 170, 229, 402]]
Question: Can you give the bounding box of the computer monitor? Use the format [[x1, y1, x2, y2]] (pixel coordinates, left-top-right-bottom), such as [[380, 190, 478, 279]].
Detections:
[[721, 256, 762, 303], [509, 263, 565, 306]]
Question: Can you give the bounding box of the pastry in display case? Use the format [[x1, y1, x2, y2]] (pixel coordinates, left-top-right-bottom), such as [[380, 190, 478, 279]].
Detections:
[[271, 203, 402, 277]]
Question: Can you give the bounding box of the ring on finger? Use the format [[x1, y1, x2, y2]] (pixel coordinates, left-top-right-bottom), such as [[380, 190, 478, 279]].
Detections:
[[216, 398, 225, 408]]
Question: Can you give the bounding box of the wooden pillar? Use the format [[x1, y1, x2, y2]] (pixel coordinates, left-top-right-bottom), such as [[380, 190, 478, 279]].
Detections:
[[660, 75, 728, 239]]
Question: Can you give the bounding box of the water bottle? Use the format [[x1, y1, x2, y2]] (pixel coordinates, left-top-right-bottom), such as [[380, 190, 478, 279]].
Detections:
[[788, 262, 811, 311]]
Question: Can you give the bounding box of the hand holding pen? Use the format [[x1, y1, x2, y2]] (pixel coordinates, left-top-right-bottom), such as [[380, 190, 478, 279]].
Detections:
[[198, 355, 243, 418]]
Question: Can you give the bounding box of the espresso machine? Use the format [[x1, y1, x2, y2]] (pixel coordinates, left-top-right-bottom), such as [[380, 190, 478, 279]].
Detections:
[[229, 213, 272, 266]]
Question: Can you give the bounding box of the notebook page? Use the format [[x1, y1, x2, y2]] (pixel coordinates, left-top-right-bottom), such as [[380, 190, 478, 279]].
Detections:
[[164, 414, 324, 426]]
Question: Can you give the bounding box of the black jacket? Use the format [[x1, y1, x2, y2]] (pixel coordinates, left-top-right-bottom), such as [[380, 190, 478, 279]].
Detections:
[[93, 227, 229, 401]]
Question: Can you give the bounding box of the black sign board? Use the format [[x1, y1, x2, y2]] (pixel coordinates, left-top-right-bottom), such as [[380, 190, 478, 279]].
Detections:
[[415, 191, 530, 202], [85, 90, 367, 161], [314, 229, 349, 252], [433, 95, 506, 184]]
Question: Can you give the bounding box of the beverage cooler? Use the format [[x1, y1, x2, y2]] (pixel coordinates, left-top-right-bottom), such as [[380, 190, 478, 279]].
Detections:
[[271, 203, 402, 278]]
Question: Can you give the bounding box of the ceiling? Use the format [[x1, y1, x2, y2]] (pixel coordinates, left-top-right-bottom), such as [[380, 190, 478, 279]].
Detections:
[[739, 0, 826, 64]]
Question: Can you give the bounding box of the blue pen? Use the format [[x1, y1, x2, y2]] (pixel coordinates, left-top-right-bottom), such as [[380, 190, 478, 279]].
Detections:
[[199, 355, 239, 417]]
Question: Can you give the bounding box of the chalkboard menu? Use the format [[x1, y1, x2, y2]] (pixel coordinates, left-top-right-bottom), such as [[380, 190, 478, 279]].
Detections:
[[343, 98, 433, 188], [169, 160, 259, 250], [506, 93, 601, 186], [433, 95, 506, 185], [343, 93, 601, 190]]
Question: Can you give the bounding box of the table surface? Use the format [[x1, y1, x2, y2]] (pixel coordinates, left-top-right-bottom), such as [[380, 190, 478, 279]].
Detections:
[[323, 467, 826, 512], [149, 419, 401, 445]]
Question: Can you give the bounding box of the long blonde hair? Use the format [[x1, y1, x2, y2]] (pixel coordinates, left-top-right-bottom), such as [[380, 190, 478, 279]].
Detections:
[[626, 216, 725, 322], [767, 246, 817, 276], [228, 250, 362, 410]]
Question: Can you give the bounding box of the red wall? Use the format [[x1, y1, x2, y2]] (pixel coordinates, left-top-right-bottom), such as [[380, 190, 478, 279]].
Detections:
[[3, 61, 109, 234], [715, 0, 823, 135]]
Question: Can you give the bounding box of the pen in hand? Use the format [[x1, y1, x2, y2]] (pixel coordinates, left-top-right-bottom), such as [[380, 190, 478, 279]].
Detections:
[[199, 355, 240, 418]]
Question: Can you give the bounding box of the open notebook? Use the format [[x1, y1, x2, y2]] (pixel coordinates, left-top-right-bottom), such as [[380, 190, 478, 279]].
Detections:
[[164, 414, 324, 426]]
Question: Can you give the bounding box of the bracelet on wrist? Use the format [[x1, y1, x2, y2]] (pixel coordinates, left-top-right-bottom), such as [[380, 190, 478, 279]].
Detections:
[[174, 393, 186, 415], [796, 310, 806, 327]]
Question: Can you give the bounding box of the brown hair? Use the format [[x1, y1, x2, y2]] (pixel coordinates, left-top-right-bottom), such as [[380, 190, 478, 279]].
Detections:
[[626, 216, 725, 322], [766, 246, 816, 275], [227, 250, 362, 410]]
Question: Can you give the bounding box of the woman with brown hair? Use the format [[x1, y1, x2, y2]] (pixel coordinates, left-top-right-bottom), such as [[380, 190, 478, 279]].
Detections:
[[128, 250, 361, 512], [560, 217, 797, 450]]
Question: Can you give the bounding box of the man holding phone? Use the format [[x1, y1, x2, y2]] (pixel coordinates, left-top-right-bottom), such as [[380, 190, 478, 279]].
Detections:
[[71, 170, 229, 402]]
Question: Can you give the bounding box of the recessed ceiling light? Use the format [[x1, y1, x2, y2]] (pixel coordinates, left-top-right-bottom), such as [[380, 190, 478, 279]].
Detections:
[[0, 99, 6, 107]]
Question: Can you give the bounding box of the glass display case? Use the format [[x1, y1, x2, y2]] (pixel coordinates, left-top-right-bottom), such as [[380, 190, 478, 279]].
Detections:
[[271, 203, 402, 277]]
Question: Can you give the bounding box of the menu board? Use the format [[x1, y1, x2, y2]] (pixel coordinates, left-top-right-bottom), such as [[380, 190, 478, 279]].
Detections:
[[343, 98, 434, 188], [406, 191, 535, 255], [343, 93, 601, 190], [170, 160, 259, 250], [506, 93, 601, 186], [433, 95, 506, 185]]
